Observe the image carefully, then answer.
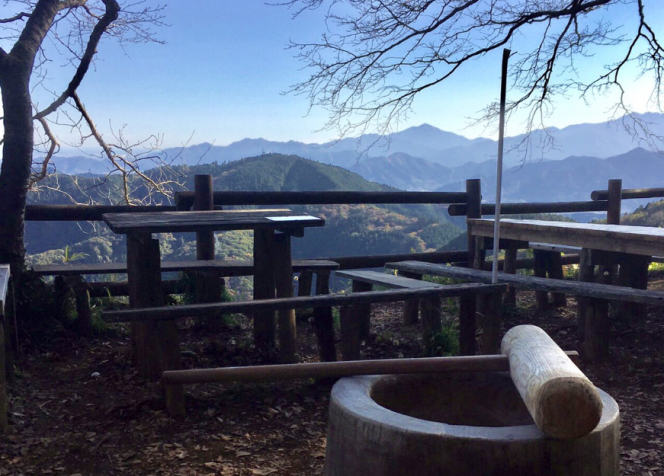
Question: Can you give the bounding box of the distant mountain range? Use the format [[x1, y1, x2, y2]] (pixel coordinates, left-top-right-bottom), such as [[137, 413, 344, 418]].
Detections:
[[44, 112, 664, 176]]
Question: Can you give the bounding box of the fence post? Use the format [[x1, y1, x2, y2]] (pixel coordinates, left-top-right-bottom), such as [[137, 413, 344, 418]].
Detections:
[[465, 179, 482, 268], [606, 179, 622, 225], [194, 175, 224, 330]]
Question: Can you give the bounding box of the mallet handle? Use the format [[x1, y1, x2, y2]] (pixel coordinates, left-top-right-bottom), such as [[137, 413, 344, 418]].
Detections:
[[162, 351, 579, 385]]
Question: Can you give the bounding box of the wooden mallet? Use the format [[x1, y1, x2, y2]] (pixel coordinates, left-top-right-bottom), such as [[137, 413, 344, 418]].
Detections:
[[501, 324, 603, 439]]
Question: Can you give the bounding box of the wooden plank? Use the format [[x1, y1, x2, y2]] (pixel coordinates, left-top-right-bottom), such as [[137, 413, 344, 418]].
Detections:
[[386, 261, 664, 306], [161, 352, 580, 384], [335, 270, 443, 289], [103, 210, 324, 235], [530, 242, 582, 253], [32, 259, 339, 277], [104, 284, 508, 323], [469, 218, 664, 257]]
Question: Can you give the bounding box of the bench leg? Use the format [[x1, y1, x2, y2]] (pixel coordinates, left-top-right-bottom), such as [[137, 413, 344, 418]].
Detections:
[[533, 250, 549, 310], [548, 252, 567, 307], [617, 256, 650, 325], [503, 248, 517, 306], [583, 298, 609, 362], [67, 276, 93, 337], [274, 234, 298, 364], [421, 296, 442, 356], [195, 270, 224, 332], [458, 296, 476, 356], [576, 249, 595, 341], [339, 306, 361, 360], [313, 272, 337, 362], [253, 229, 277, 351], [297, 270, 313, 297], [476, 292, 503, 354], [352, 280, 372, 340], [399, 271, 421, 325]]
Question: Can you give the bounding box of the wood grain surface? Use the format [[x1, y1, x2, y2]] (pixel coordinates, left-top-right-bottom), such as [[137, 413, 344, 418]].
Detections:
[[501, 325, 603, 439]]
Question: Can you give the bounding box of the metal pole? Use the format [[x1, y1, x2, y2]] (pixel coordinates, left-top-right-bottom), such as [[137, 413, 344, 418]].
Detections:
[[492, 49, 511, 284]]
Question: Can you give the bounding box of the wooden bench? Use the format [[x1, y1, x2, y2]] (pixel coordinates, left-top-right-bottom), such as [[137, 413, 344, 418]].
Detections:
[[31, 259, 339, 336], [102, 283, 505, 416], [0, 265, 9, 433], [387, 260, 664, 360], [335, 270, 445, 359]]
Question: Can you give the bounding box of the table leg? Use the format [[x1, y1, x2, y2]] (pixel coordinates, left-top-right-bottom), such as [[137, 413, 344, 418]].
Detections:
[[127, 233, 183, 379], [253, 229, 276, 351], [274, 233, 297, 363], [617, 255, 650, 324]]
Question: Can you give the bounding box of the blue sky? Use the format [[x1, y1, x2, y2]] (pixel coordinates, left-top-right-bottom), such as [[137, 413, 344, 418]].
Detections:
[[9, 1, 664, 150]]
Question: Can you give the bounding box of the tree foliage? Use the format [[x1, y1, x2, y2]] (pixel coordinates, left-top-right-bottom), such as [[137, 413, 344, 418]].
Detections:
[[287, 0, 664, 142]]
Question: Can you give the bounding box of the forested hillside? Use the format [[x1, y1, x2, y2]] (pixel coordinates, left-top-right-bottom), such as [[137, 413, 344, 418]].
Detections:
[[26, 154, 462, 268]]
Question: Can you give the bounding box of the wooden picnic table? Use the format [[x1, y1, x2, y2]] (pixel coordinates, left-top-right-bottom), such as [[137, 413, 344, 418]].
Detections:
[[467, 218, 662, 347], [102, 210, 325, 378]]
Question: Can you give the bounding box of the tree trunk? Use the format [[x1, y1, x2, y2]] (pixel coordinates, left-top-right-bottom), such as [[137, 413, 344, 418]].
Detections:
[[0, 57, 34, 271]]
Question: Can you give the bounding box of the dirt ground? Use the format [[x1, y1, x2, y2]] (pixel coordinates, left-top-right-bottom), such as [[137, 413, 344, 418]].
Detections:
[[1, 287, 663, 476]]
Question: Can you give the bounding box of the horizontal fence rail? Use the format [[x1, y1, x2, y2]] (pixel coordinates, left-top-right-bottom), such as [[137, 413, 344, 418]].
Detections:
[[591, 187, 664, 201], [447, 201, 609, 217], [25, 205, 177, 221], [175, 191, 468, 208]]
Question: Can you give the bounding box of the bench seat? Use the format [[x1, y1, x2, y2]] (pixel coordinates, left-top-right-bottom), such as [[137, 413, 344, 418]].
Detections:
[[386, 261, 664, 306]]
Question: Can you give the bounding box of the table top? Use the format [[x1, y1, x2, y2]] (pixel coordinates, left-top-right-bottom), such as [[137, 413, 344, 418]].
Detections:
[[102, 209, 325, 234], [467, 218, 664, 256]]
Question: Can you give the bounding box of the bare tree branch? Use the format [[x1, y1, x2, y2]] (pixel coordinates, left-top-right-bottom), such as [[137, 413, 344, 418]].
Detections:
[[286, 0, 662, 144]]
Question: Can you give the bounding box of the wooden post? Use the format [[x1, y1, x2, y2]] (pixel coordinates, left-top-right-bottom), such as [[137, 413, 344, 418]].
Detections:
[[399, 271, 421, 325], [502, 248, 517, 306], [476, 292, 502, 354], [459, 296, 476, 356], [548, 251, 567, 307], [576, 248, 594, 341], [465, 179, 482, 268], [68, 276, 92, 337], [274, 233, 297, 363], [339, 306, 361, 360], [502, 325, 603, 439], [583, 298, 610, 362], [313, 272, 337, 362], [352, 280, 373, 340], [533, 250, 549, 310], [253, 229, 277, 350], [194, 175, 223, 331], [606, 179, 622, 225], [297, 270, 313, 297], [127, 233, 185, 415], [420, 295, 442, 356]]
